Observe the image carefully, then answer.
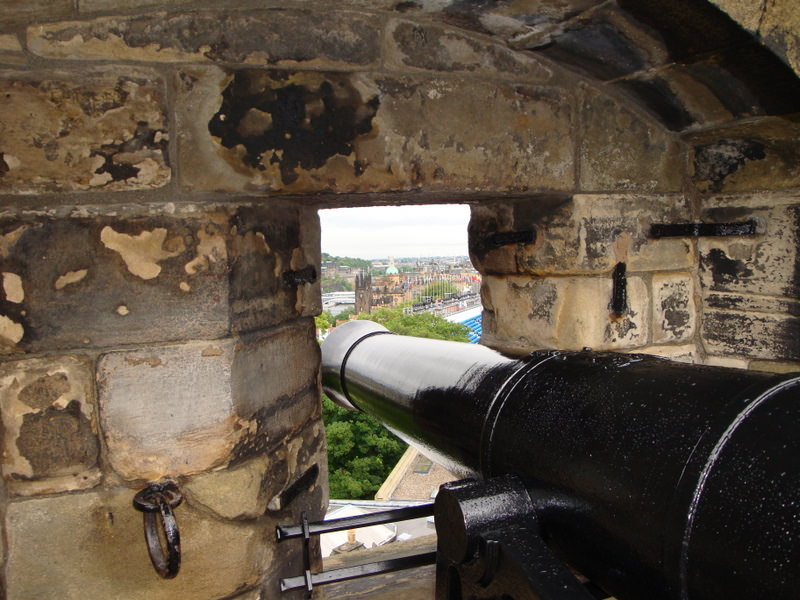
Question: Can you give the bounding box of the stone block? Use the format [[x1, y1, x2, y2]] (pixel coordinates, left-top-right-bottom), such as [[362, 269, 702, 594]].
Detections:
[[177, 67, 574, 194], [97, 321, 319, 481], [652, 274, 695, 343], [686, 118, 800, 193], [0, 68, 169, 193], [0, 204, 317, 352], [749, 359, 800, 374], [5, 487, 271, 600], [0, 355, 100, 496], [578, 85, 684, 191], [702, 310, 800, 361], [0, 214, 229, 352], [703, 355, 750, 370], [385, 19, 553, 81], [481, 274, 649, 354], [698, 196, 799, 299], [184, 455, 271, 520], [28, 10, 381, 69], [187, 414, 327, 523], [470, 195, 694, 276]]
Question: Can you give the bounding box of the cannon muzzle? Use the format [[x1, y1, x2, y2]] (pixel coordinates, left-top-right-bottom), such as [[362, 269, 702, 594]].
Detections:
[[321, 320, 800, 600]]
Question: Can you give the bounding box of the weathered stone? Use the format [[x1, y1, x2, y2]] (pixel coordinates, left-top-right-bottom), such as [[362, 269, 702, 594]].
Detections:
[[0, 0, 73, 27], [0, 355, 100, 496], [578, 85, 683, 191], [0, 34, 22, 51], [5, 487, 271, 600], [652, 274, 695, 344], [481, 274, 649, 353], [98, 322, 319, 481], [698, 196, 799, 299], [703, 355, 750, 369], [702, 310, 800, 361], [386, 19, 553, 81], [0, 215, 229, 352], [29, 11, 381, 69], [0, 204, 318, 352], [469, 195, 694, 276], [272, 417, 327, 517], [686, 118, 800, 193], [759, 0, 800, 77], [709, 0, 765, 32], [704, 291, 800, 315], [633, 344, 698, 364], [184, 455, 271, 520], [98, 340, 240, 481], [0, 68, 169, 193], [230, 204, 321, 332], [79, 0, 195, 12], [749, 359, 800, 374], [178, 67, 574, 193]]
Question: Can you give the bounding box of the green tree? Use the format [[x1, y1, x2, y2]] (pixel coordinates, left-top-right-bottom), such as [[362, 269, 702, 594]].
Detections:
[[315, 311, 333, 335], [333, 307, 355, 322], [323, 394, 406, 499], [358, 306, 470, 342], [323, 307, 471, 499]]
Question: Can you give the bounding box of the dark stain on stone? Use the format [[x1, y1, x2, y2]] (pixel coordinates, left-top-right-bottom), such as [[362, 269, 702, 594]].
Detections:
[[209, 71, 379, 185], [0, 152, 8, 176], [91, 120, 168, 182], [703, 248, 753, 288], [703, 311, 800, 361], [19, 373, 70, 411], [15, 400, 98, 478], [660, 287, 690, 336], [615, 76, 695, 131], [537, 19, 649, 80], [791, 206, 800, 309], [528, 281, 558, 321], [394, 1, 421, 12], [693, 139, 766, 192]]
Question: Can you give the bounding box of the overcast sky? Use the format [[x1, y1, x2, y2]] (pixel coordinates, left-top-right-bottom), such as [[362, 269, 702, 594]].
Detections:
[[320, 204, 471, 260]]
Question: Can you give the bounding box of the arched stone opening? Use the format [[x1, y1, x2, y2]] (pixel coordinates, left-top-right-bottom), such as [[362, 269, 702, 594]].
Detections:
[[0, 1, 797, 598]]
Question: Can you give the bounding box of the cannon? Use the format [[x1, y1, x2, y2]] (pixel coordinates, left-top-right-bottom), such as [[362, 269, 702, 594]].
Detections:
[[280, 320, 800, 600]]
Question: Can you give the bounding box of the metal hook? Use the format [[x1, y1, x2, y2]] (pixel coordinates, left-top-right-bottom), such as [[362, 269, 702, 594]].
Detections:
[[133, 481, 183, 579]]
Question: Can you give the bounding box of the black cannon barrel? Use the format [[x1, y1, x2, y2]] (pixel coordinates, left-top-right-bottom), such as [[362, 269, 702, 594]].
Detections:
[[321, 320, 800, 600]]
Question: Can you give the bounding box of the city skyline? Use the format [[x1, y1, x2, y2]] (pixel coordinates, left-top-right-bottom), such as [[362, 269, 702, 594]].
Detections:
[[320, 204, 471, 260]]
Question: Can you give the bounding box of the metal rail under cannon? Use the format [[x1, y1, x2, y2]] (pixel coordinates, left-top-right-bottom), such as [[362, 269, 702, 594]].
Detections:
[[278, 320, 799, 600]]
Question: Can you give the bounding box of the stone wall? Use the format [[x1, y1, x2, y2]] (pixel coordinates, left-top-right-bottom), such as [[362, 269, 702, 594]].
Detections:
[[0, 1, 798, 599]]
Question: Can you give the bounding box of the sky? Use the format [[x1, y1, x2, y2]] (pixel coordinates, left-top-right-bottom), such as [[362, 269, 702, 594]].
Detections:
[[320, 204, 471, 260]]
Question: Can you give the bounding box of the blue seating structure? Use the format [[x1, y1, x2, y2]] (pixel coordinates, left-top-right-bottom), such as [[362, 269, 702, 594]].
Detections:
[[458, 314, 482, 344]]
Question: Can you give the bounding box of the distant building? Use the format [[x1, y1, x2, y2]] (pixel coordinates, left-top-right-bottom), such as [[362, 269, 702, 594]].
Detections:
[[375, 447, 457, 502]]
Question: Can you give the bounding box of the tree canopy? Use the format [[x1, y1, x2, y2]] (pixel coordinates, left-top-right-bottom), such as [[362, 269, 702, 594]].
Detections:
[[323, 307, 471, 499]]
